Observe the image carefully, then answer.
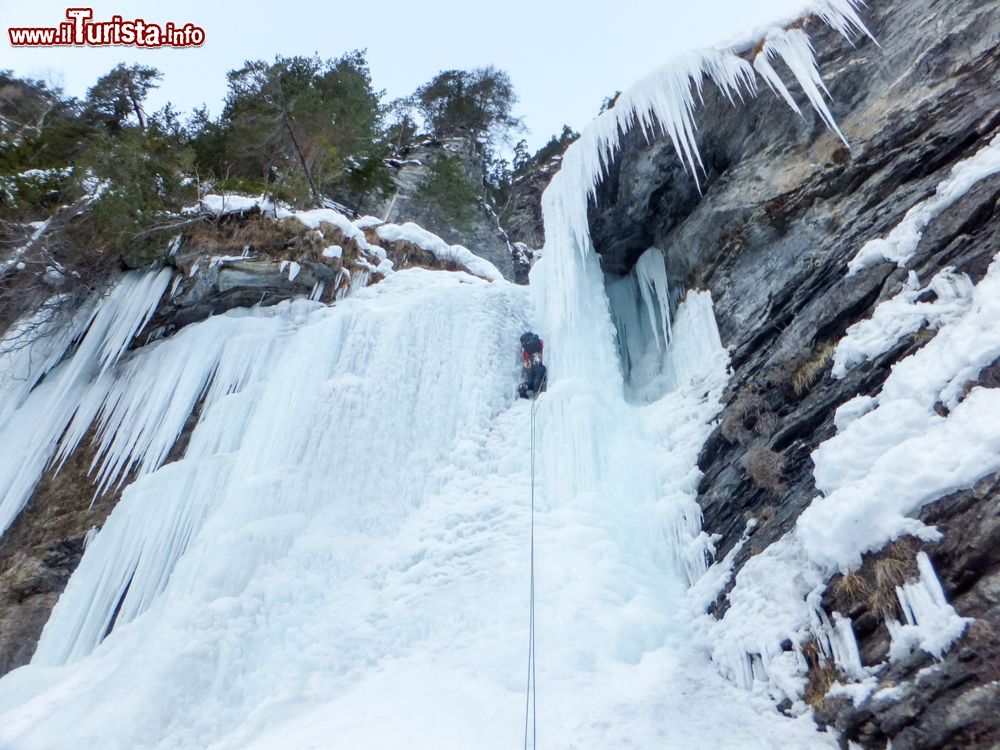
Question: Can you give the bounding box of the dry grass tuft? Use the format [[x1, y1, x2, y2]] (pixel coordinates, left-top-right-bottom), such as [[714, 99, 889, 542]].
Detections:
[[831, 570, 872, 604], [791, 340, 837, 396], [801, 640, 821, 663], [868, 557, 910, 617], [799, 639, 844, 707], [186, 214, 303, 256], [835, 537, 922, 619], [754, 410, 781, 438], [873, 556, 911, 591], [804, 660, 843, 707], [742, 446, 786, 493], [720, 392, 781, 444]]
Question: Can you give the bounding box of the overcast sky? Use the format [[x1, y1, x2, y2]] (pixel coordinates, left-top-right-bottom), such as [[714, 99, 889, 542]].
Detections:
[[1, 0, 808, 151]]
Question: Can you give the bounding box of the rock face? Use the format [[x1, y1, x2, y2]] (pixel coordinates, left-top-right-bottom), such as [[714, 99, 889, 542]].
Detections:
[[141, 207, 491, 339], [588, 0, 1000, 745], [373, 137, 525, 281], [500, 151, 563, 252]]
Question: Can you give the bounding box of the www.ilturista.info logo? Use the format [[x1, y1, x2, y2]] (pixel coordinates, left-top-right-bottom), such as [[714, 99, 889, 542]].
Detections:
[[8, 8, 205, 48]]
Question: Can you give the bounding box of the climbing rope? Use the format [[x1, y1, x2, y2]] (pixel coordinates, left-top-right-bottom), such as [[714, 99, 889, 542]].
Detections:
[[523, 395, 539, 750]]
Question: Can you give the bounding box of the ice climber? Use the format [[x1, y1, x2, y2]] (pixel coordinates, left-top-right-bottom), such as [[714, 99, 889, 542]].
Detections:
[[518, 331, 546, 399]]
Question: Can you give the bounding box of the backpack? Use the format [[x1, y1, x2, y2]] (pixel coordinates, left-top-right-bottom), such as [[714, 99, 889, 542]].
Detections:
[[520, 332, 542, 354]]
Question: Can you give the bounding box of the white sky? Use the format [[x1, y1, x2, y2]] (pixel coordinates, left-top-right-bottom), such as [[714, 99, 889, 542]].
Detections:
[[0, 0, 807, 151]]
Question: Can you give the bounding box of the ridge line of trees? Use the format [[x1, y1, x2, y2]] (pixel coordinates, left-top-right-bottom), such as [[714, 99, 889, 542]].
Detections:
[[0, 54, 582, 319]]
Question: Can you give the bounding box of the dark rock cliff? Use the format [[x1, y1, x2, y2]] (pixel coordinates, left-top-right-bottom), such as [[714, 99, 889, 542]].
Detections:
[[500, 151, 564, 252], [588, 0, 999, 746]]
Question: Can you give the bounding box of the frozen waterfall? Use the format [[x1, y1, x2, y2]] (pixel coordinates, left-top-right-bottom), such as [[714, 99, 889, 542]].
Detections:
[[0, 3, 880, 746], [0, 257, 827, 749]]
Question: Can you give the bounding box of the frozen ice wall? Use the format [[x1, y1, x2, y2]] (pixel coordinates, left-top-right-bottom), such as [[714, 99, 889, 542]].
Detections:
[[0, 167, 807, 748], [0, 270, 537, 746], [0, 257, 811, 749]]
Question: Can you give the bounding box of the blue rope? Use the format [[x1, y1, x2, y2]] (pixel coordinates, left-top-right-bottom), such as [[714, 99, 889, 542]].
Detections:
[[523, 397, 538, 750]]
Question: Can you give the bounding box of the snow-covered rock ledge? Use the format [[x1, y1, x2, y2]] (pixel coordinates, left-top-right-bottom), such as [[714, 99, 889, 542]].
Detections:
[[187, 194, 502, 284], [138, 194, 507, 337]]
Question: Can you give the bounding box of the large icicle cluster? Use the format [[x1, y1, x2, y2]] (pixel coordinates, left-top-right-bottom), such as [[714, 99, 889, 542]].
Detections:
[[0, 296, 86, 427], [28, 274, 522, 666], [886, 552, 971, 662], [534, 0, 871, 391], [546, 0, 870, 224], [0, 200, 505, 543], [0, 269, 172, 536]]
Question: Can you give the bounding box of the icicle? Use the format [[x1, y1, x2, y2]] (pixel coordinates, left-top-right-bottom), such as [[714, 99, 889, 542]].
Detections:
[[0, 269, 172, 538], [540, 0, 870, 231], [754, 28, 848, 146], [814, 608, 866, 679], [168, 274, 182, 300], [808, 0, 878, 45], [634, 247, 674, 352], [93, 268, 174, 374], [0, 295, 93, 429], [887, 552, 971, 661]]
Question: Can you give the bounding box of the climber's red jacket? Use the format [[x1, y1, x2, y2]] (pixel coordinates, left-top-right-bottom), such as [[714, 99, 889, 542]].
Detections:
[[522, 340, 544, 369]]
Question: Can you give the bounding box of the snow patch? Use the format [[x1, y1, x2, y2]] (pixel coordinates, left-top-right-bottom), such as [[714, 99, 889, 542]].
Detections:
[[848, 133, 1000, 274], [187, 196, 492, 282], [375, 222, 503, 282], [832, 268, 974, 378], [702, 251, 1000, 704]]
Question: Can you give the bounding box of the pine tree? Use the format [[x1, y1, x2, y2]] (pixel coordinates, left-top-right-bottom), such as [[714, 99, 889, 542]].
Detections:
[[414, 67, 521, 161], [201, 52, 389, 206], [84, 64, 162, 132]]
